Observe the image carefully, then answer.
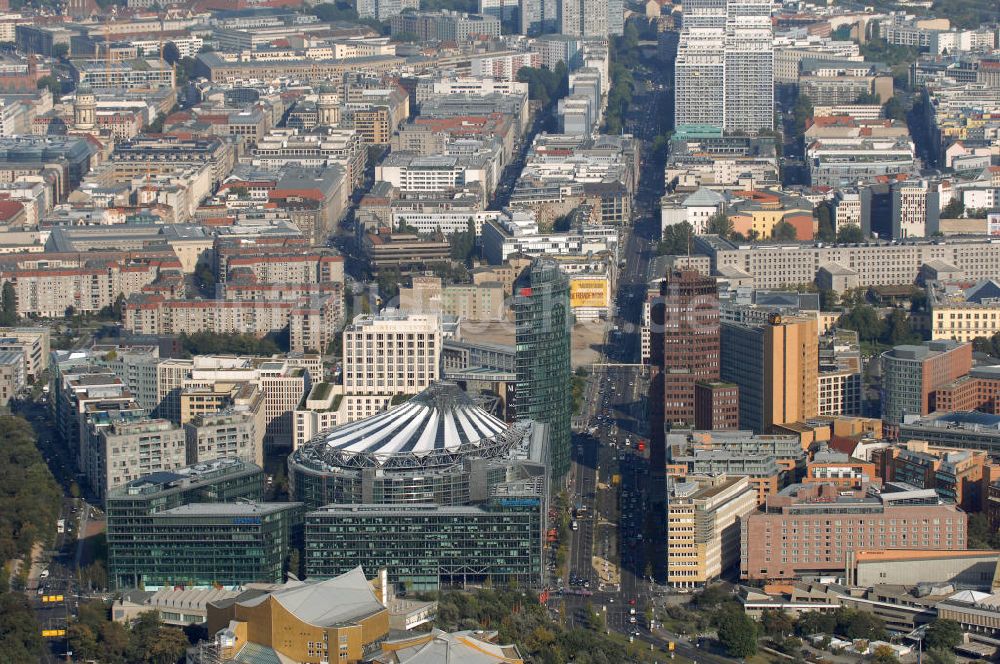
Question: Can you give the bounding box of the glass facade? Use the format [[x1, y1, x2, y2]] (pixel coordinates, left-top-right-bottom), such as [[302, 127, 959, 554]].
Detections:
[[106, 459, 266, 589], [514, 259, 572, 479], [290, 455, 548, 511], [109, 503, 303, 589], [290, 460, 471, 510], [304, 500, 543, 590]]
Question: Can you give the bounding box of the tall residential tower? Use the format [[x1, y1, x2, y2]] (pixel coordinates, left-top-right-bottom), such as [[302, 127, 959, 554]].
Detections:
[[559, 0, 609, 37], [675, 0, 773, 133]]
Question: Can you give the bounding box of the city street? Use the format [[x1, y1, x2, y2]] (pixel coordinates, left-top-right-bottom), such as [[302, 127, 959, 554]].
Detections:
[[549, 51, 702, 660]]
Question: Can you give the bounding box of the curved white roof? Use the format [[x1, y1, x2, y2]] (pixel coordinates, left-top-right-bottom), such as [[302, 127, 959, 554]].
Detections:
[[315, 382, 509, 463]]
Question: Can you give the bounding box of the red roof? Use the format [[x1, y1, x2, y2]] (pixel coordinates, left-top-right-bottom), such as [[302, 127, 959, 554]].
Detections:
[[0, 200, 23, 222]]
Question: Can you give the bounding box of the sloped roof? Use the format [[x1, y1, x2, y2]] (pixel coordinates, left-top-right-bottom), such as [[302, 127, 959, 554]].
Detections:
[[390, 629, 523, 664], [237, 566, 383, 628], [948, 589, 991, 604], [682, 187, 725, 208], [965, 279, 1000, 304]]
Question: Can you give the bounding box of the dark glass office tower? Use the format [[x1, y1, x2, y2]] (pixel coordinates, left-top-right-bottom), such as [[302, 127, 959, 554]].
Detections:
[[514, 259, 572, 479]]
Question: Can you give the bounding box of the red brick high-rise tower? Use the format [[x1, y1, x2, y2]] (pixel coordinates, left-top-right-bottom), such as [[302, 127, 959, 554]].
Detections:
[[661, 269, 720, 426]]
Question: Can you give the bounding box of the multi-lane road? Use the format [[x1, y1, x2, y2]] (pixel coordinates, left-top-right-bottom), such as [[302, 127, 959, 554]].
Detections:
[[548, 52, 734, 661]]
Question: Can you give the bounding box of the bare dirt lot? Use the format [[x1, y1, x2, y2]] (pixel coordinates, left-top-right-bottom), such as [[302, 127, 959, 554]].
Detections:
[[457, 319, 608, 369]]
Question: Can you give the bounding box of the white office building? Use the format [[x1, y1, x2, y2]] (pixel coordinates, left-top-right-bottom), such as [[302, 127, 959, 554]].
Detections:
[[723, 18, 774, 134], [674, 28, 726, 128]]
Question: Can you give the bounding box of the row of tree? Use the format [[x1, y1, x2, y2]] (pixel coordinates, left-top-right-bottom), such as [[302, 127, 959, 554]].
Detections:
[[0, 282, 16, 326], [69, 602, 192, 664], [0, 417, 61, 660], [0, 591, 44, 661], [657, 216, 866, 256], [664, 586, 965, 663], [433, 587, 651, 664], [0, 415, 62, 564], [178, 330, 283, 356], [516, 63, 569, 107], [604, 25, 641, 134]]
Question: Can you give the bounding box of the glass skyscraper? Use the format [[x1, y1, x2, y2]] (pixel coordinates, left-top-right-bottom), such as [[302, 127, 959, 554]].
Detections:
[[514, 259, 572, 479]]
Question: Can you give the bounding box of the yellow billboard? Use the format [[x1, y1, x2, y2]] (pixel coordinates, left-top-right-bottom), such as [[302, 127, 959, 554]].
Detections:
[[569, 278, 609, 308]]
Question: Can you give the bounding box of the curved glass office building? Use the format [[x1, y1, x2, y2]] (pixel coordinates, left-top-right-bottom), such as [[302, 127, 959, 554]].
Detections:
[[289, 382, 543, 509]]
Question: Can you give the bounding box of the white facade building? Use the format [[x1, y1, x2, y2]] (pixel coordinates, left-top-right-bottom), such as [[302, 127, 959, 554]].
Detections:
[[674, 28, 726, 128], [675, 0, 773, 133], [481, 210, 619, 264], [341, 310, 441, 397], [355, 0, 419, 21], [559, 0, 608, 37]]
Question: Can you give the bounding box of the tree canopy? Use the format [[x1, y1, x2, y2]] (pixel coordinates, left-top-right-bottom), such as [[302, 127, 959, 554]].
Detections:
[[882, 308, 920, 346], [929, 0, 1000, 29], [0, 591, 44, 661], [0, 415, 62, 563], [0, 281, 17, 326], [658, 222, 693, 256], [69, 603, 190, 664], [433, 588, 649, 664], [705, 212, 734, 238], [927, 648, 957, 664], [716, 605, 758, 657], [760, 609, 794, 638], [924, 619, 964, 652], [790, 92, 814, 140], [941, 197, 965, 219], [872, 644, 900, 664], [448, 218, 477, 265], [967, 512, 1000, 549], [837, 224, 865, 243], [421, 0, 478, 11], [516, 63, 568, 106], [36, 75, 61, 96], [839, 303, 883, 342], [179, 331, 282, 357], [815, 203, 835, 242], [836, 607, 886, 641], [795, 610, 837, 636], [972, 333, 1000, 358], [883, 96, 908, 121], [309, 1, 359, 22], [771, 220, 798, 242]]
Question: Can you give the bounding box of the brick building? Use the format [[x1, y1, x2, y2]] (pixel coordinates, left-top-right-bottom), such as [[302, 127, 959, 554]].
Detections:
[[659, 270, 721, 426], [934, 366, 1000, 415], [741, 482, 967, 580], [881, 340, 973, 427], [872, 440, 992, 512], [694, 381, 739, 431]]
